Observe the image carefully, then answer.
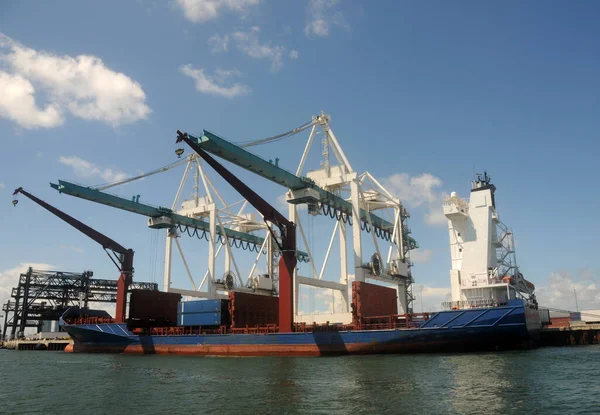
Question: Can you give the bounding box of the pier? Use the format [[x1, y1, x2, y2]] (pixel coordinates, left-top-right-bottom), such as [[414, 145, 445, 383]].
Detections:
[[541, 323, 600, 347], [2, 337, 72, 351]]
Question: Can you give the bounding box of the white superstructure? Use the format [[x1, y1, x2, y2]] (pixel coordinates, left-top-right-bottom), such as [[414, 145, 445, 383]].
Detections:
[[443, 172, 536, 310]]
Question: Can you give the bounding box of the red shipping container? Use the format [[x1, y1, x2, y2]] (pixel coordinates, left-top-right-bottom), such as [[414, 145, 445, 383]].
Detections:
[[352, 281, 398, 323], [228, 292, 278, 328], [128, 290, 181, 326], [548, 317, 570, 328]]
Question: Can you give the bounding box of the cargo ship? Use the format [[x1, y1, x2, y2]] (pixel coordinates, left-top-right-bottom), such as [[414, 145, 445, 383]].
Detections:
[[60, 288, 539, 356], [58, 134, 542, 356]]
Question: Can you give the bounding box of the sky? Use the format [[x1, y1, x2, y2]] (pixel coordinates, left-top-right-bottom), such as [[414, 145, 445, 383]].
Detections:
[[0, 0, 599, 320]]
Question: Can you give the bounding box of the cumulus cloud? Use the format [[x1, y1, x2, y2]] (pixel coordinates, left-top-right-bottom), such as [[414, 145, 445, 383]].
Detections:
[[231, 27, 285, 72], [180, 64, 250, 98], [209, 27, 297, 72], [59, 156, 129, 183], [385, 173, 442, 207], [409, 248, 433, 264], [0, 263, 56, 316], [384, 172, 448, 227], [208, 33, 229, 52], [305, 0, 349, 38], [0, 71, 63, 129], [0, 34, 150, 129], [413, 284, 452, 312], [424, 210, 448, 226], [176, 0, 260, 23], [276, 193, 289, 211], [59, 245, 85, 254], [535, 269, 600, 312]]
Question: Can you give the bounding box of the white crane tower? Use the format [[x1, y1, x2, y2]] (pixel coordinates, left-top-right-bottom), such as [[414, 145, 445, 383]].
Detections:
[[285, 112, 417, 322]]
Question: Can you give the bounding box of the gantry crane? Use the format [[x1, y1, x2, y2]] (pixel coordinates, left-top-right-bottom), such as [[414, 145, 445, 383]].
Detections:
[[12, 187, 133, 323], [176, 131, 297, 332]]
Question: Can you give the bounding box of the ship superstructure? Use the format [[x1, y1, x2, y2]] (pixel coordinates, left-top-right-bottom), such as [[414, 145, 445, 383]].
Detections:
[[443, 172, 537, 310]]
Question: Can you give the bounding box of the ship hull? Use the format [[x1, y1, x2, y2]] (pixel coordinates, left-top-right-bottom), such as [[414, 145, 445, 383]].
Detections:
[[60, 302, 541, 356]]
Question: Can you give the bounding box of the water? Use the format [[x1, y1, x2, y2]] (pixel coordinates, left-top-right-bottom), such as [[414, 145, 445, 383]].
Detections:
[[0, 347, 598, 415]]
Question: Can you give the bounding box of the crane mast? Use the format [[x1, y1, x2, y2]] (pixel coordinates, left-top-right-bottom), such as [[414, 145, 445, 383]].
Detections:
[[12, 187, 133, 323], [176, 131, 297, 333]]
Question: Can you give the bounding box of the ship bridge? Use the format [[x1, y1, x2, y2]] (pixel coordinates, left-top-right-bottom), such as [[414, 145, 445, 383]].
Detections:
[[444, 172, 536, 310]]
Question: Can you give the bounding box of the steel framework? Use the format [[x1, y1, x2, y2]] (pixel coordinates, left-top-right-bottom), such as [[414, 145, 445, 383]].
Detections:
[[162, 153, 288, 300], [1, 267, 158, 340], [188, 111, 418, 316], [288, 112, 416, 315]]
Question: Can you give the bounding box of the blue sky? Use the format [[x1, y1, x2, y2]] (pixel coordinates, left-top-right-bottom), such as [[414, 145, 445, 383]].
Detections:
[[1, 0, 599, 314]]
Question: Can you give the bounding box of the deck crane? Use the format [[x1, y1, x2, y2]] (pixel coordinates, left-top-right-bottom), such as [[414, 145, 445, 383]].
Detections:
[[176, 131, 297, 333], [12, 187, 133, 323]]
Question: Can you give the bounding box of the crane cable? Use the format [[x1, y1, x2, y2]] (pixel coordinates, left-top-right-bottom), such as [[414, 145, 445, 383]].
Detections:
[[90, 119, 315, 190], [92, 157, 190, 191], [236, 119, 316, 148]]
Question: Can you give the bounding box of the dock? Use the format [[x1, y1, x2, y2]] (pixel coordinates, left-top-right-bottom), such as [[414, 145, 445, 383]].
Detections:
[[541, 323, 600, 346], [2, 337, 73, 351]]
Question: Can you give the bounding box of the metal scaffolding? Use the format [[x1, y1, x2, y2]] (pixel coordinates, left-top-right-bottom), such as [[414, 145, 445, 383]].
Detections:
[[1, 267, 158, 340]]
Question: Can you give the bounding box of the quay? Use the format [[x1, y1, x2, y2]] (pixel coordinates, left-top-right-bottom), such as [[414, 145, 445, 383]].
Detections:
[[541, 323, 600, 347], [1, 335, 73, 351]]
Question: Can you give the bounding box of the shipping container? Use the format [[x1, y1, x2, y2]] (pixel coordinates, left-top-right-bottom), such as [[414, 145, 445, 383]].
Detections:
[[581, 310, 600, 323], [177, 299, 228, 314], [352, 281, 397, 323], [177, 312, 222, 326], [128, 290, 181, 327], [569, 312, 581, 321], [228, 291, 278, 328], [548, 316, 570, 328]]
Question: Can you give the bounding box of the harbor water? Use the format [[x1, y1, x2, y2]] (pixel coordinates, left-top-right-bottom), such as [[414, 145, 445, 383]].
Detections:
[[0, 346, 598, 414]]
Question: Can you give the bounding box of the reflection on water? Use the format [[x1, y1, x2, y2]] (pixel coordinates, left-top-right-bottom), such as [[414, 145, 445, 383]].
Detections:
[[0, 347, 598, 415]]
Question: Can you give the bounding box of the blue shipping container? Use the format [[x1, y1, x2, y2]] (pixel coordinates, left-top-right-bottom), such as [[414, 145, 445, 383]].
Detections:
[[178, 299, 225, 314], [177, 312, 222, 326]]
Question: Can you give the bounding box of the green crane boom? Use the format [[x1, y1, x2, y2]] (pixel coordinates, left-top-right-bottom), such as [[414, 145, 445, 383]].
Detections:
[[50, 180, 310, 262]]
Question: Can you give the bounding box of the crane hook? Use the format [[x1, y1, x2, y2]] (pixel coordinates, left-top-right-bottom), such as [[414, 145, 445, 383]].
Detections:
[[12, 199, 18, 207]]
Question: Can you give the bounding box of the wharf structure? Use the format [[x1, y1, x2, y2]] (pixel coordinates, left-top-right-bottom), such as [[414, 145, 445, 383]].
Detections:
[[2, 267, 158, 341]]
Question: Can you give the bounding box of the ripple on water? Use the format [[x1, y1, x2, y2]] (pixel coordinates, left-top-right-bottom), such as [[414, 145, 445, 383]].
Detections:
[[0, 347, 599, 415]]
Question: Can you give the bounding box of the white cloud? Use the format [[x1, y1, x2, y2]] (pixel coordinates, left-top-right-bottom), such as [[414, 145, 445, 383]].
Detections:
[[305, 0, 349, 38], [409, 248, 432, 264], [59, 245, 85, 254], [0, 33, 150, 128], [208, 34, 229, 52], [384, 172, 448, 227], [276, 193, 289, 211], [535, 270, 600, 312], [0, 183, 5, 189], [0, 263, 56, 318], [59, 155, 129, 183], [424, 210, 448, 226], [231, 27, 285, 72], [180, 64, 250, 98], [0, 71, 63, 129], [209, 27, 297, 72], [385, 173, 442, 207], [176, 0, 260, 23], [413, 284, 452, 312]]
